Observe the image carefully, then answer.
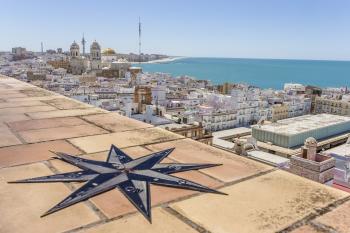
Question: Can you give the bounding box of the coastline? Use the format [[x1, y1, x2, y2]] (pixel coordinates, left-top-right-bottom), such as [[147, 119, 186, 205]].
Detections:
[[131, 56, 186, 65]]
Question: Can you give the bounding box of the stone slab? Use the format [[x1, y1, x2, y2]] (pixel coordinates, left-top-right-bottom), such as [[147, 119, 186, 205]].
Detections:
[[290, 225, 323, 233], [42, 98, 92, 110], [147, 138, 272, 183], [0, 140, 82, 168], [8, 117, 87, 132], [69, 128, 184, 153], [27, 108, 107, 119], [0, 105, 56, 115], [171, 170, 348, 233], [0, 163, 99, 233], [18, 124, 108, 143], [0, 114, 31, 123], [84, 207, 197, 233], [0, 123, 22, 147], [82, 113, 152, 132], [314, 200, 350, 233], [0, 100, 47, 109]]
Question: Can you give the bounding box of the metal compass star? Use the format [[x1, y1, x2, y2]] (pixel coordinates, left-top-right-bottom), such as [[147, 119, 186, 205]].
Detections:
[[9, 145, 225, 222]]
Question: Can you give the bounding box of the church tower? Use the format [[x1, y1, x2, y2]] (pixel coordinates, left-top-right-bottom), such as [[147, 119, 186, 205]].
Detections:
[[90, 40, 101, 70], [70, 41, 80, 58]]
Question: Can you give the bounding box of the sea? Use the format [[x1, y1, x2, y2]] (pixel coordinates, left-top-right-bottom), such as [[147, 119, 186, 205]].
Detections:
[[139, 57, 350, 90]]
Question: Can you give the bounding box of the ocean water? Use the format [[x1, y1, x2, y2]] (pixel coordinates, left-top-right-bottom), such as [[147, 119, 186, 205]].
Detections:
[[140, 57, 350, 90]]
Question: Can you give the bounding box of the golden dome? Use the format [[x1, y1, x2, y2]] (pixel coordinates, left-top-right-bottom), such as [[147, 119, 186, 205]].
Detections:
[[102, 48, 116, 55]]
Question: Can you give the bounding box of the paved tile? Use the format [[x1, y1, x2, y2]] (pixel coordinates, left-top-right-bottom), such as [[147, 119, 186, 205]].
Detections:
[[20, 88, 53, 97], [6, 96, 63, 102], [0, 123, 22, 147], [147, 138, 272, 183], [49, 146, 221, 219], [19, 124, 108, 143], [0, 140, 82, 168], [0, 114, 31, 123], [42, 97, 92, 110], [290, 225, 322, 233], [8, 116, 108, 143], [0, 93, 28, 98], [0, 100, 46, 109], [0, 105, 56, 115], [82, 113, 152, 132], [27, 108, 107, 119], [8, 117, 87, 131], [313, 200, 350, 233], [84, 207, 197, 233], [171, 170, 348, 233], [69, 128, 184, 153], [0, 163, 100, 233]]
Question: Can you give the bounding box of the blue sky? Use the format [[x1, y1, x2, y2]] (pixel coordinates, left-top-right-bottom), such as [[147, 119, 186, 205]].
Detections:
[[1, 0, 350, 60]]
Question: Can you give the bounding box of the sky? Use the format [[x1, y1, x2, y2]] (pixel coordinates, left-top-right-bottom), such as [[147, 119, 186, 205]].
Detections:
[[1, 0, 350, 60]]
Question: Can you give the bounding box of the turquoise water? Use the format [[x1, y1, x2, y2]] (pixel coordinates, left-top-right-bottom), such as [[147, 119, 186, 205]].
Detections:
[[140, 57, 350, 89]]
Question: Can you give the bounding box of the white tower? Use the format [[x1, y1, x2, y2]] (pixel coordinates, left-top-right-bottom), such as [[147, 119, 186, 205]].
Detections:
[[70, 41, 80, 58], [90, 40, 101, 70]]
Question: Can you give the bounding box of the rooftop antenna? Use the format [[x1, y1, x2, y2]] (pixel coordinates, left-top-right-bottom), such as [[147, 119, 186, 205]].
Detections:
[[138, 17, 141, 64], [82, 33, 86, 56], [41, 42, 44, 54]]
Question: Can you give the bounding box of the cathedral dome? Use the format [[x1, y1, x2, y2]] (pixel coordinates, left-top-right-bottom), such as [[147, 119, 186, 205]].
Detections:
[[102, 48, 116, 55], [90, 41, 101, 50], [70, 41, 79, 50]]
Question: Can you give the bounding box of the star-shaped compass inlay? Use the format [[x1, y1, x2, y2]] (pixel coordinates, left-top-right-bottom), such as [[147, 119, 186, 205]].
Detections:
[[9, 145, 225, 222]]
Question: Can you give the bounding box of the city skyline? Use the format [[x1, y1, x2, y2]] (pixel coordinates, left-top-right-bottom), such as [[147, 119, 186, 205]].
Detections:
[[1, 0, 350, 60]]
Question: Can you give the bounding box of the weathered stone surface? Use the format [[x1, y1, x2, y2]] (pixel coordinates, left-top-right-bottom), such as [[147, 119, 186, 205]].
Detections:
[[0, 163, 100, 233], [69, 128, 183, 153], [20, 87, 54, 97], [0, 123, 22, 147], [171, 170, 348, 233], [0, 140, 81, 168], [84, 207, 197, 233], [290, 225, 323, 233], [27, 108, 107, 119], [0, 100, 46, 109], [147, 138, 272, 183], [0, 105, 56, 115], [6, 96, 63, 102], [8, 117, 87, 131], [42, 98, 92, 110], [82, 113, 152, 132], [314, 200, 350, 233], [0, 114, 30, 123], [19, 124, 108, 143]]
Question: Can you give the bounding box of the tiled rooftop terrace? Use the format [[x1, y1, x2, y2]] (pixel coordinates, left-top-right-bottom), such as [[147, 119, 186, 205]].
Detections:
[[1, 75, 350, 233]]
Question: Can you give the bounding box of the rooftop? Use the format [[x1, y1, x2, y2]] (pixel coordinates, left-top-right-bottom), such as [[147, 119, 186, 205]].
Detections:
[[1, 75, 350, 233], [254, 114, 350, 136], [325, 142, 350, 157]]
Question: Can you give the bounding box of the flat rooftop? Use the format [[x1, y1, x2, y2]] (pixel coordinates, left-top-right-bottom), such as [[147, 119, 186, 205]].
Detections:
[[247, 150, 290, 167], [1, 76, 350, 233], [255, 114, 350, 136], [325, 142, 350, 157], [212, 127, 251, 138]]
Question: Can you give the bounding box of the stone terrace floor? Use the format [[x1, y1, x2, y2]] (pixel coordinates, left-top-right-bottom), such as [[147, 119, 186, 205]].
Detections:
[[1, 75, 350, 233]]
